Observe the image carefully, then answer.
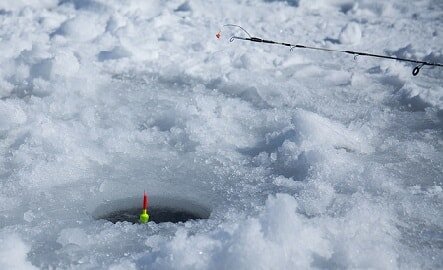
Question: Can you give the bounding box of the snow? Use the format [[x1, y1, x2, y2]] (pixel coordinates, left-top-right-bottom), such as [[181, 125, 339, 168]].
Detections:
[[339, 22, 362, 45], [0, 233, 38, 270], [0, 0, 442, 269]]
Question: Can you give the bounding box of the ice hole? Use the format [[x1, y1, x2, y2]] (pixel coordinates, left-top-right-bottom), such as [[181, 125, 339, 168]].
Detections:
[[93, 196, 211, 224]]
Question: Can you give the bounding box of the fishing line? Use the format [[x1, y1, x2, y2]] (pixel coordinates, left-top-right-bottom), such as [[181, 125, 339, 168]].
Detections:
[[217, 24, 443, 76]]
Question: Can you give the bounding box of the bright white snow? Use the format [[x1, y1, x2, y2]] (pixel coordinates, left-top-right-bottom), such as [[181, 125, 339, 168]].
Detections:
[[0, 0, 442, 269]]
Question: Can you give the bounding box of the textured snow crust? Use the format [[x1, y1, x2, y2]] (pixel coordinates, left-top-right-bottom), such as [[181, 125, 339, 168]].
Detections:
[[0, 0, 442, 269]]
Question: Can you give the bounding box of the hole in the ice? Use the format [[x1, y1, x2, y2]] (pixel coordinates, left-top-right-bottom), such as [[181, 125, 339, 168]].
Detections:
[[101, 207, 205, 224], [93, 196, 211, 224]]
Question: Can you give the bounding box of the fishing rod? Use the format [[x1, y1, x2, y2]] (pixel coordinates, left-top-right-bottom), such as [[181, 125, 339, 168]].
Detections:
[[217, 24, 443, 76]]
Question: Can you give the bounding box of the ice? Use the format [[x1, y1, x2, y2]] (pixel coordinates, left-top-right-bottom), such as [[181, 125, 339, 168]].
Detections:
[[23, 210, 35, 222], [57, 228, 90, 247], [0, 0, 442, 269]]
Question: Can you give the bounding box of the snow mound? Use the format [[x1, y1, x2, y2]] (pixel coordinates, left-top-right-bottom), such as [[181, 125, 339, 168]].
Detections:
[[0, 233, 37, 270], [142, 194, 331, 269], [339, 23, 362, 45]]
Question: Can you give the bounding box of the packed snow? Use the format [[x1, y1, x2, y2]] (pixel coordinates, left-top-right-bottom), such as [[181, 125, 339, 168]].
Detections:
[[0, 0, 442, 269]]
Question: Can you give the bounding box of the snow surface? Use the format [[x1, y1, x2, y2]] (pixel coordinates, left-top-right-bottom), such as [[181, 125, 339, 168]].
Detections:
[[0, 0, 442, 269]]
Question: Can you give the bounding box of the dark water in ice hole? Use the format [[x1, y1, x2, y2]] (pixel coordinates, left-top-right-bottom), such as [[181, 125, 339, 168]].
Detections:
[[102, 207, 205, 224]]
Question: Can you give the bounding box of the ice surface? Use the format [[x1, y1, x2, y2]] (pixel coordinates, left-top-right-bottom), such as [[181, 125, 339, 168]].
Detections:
[[0, 0, 442, 269]]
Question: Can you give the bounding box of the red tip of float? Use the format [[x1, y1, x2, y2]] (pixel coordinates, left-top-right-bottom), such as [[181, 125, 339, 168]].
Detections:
[[143, 191, 149, 210]]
